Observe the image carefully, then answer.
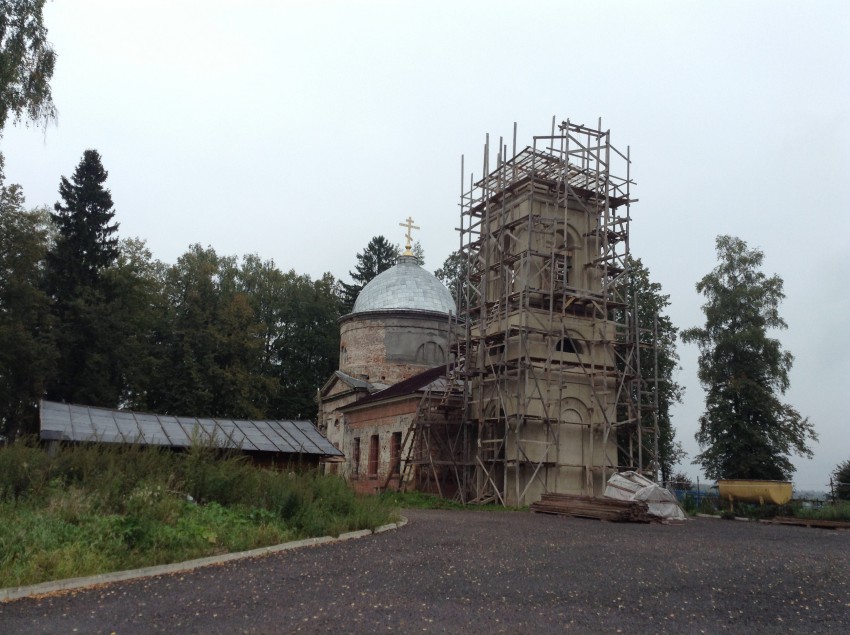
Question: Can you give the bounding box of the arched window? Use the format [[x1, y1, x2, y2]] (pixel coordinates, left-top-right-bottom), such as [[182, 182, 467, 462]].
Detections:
[[555, 335, 583, 355], [415, 341, 445, 365]]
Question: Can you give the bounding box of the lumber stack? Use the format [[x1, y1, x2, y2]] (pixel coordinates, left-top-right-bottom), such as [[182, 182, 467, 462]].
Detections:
[[530, 493, 654, 523], [760, 517, 850, 530]]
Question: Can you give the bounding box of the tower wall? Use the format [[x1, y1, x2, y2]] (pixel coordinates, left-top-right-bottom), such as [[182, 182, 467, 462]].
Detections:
[[459, 121, 640, 506]]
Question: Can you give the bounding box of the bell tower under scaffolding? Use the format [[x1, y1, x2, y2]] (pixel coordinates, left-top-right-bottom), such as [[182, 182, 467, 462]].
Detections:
[[398, 117, 658, 506]]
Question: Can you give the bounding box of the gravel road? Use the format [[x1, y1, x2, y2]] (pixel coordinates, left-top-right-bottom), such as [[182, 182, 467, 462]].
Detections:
[[1, 509, 848, 634]]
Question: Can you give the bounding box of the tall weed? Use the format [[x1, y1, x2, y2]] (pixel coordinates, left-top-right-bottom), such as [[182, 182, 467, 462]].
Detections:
[[793, 501, 850, 521], [0, 439, 51, 501], [0, 439, 397, 588]]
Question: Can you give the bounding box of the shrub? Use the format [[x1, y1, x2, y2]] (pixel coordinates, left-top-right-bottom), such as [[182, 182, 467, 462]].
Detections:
[[832, 459, 850, 501]]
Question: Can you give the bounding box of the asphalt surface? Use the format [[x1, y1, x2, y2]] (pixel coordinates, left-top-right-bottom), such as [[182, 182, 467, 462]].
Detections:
[[1, 509, 848, 634]]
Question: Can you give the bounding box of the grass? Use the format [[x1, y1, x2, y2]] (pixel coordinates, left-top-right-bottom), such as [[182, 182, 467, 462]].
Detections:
[[0, 440, 398, 589], [791, 501, 850, 521], [380, 489, 526, 511], [679, 495, 850, 522]]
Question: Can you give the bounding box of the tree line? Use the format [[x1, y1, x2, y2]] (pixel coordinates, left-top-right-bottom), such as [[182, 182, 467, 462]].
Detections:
[[0, 150, 822, 483], [0, 151, 342, 437]]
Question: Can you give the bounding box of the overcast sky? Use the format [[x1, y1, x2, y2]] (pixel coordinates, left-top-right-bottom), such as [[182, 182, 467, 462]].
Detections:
[[3, 1, 848, 490]]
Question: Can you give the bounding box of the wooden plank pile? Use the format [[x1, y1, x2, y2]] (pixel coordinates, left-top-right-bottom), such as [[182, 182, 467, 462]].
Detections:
[[760, 517, 850, 530], [530, 493, 655, 523]]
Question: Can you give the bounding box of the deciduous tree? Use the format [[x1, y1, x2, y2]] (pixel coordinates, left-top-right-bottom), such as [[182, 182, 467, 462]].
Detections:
[[623, 258, 685, 483], [146, 249, 340, 421], [682, 235, 816, 480], [0, 174, 54, 437], [434, 249, 468, 308], [237, 255, 341, 419], [0, 0, 56, 132], [145, 245, 266, 419], [832, 459, 850, 501], [103, 238, 167, 410], [670, 471, 694, 491], [267, 270, 340, 419]]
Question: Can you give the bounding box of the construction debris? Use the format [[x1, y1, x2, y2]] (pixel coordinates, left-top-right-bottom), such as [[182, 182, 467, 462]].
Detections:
[[760, 517, 850, 530], [604, 471, 687, 521], [531, 472, 688, 523], [530, 493, 654, 523]]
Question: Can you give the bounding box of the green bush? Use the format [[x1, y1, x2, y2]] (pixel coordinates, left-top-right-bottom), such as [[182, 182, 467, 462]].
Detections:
[[263, 472, 302, 519]]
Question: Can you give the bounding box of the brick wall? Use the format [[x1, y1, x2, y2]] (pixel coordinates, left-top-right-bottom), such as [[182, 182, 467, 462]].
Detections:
[[344, 397, 418, 494]]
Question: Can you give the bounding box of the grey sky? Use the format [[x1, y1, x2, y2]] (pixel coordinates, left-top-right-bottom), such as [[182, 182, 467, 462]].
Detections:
[[3, 1, 848, 490]]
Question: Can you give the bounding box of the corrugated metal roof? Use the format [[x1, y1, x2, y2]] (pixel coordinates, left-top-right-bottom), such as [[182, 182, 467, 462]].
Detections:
[[39, 400, 342, 457]]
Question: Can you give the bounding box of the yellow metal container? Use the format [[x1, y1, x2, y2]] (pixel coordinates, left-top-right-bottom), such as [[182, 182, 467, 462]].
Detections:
[[718, 480, 793, 505]]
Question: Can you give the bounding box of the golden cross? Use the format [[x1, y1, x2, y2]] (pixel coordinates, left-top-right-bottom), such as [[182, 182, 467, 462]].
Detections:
[[399, 216, 420, 256]]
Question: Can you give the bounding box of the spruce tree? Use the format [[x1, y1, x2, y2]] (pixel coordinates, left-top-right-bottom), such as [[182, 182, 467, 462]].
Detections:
[[48, 150, 119, 291], [339, 235, 399, 313], [45, 150, 122, 405]]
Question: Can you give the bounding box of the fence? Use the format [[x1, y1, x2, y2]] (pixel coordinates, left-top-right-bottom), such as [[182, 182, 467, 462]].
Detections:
[[663, 478, 850, 513]]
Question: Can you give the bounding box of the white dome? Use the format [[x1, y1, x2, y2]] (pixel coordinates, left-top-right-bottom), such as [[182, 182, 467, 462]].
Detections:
[[351, 255, 456, 315]]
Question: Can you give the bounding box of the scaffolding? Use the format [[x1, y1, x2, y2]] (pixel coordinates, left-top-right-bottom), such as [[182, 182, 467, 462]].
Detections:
[[400, 117, 658, 506], [393, 360, 468, 499]]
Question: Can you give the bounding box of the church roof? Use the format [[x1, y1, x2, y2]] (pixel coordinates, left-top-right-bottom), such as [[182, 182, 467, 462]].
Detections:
[[318, 371, 388, 400], [351, 255, 456, 316], [339, 363, 461, 412]]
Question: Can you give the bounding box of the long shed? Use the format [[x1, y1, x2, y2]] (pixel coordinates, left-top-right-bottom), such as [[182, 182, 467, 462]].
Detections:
[[39, 400, 343, 466]]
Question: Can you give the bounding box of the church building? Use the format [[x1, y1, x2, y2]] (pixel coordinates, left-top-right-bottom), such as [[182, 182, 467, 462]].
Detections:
[[319, 222, 457, 493]]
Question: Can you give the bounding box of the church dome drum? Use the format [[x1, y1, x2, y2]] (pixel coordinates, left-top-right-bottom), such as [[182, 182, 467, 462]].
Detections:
[[339, 254, 457, 386]]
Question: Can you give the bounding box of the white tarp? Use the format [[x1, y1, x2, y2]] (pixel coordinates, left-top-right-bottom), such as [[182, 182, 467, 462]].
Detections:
[[604, 471, 687, 521]]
